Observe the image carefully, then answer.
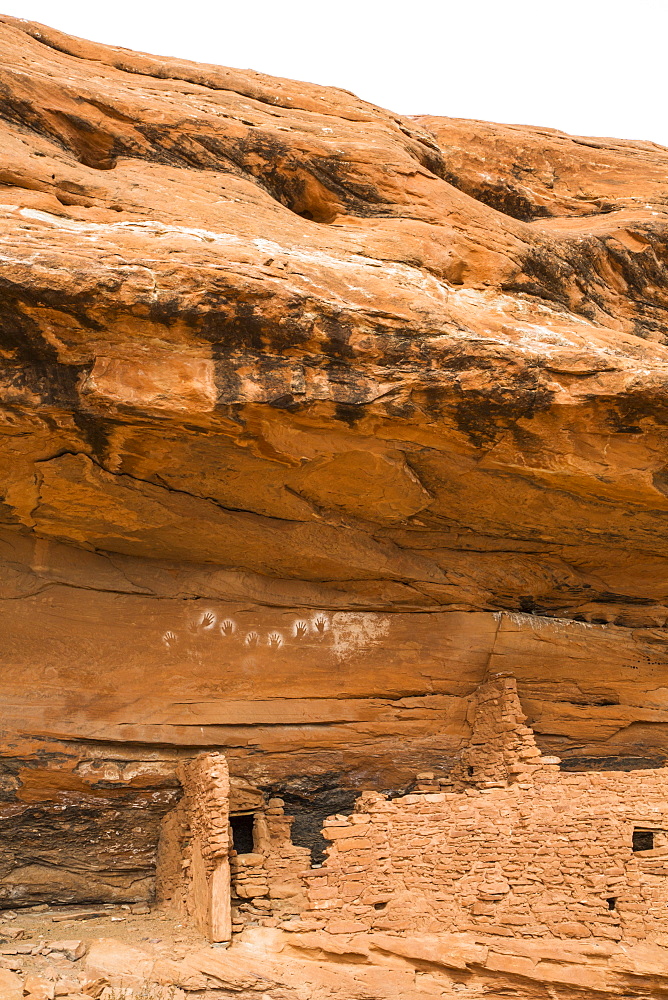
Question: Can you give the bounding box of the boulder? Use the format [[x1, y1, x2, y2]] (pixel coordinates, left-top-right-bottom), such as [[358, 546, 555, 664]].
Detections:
[[0, 969, 22, 1000], [46, 943, 87, 963], [85, 941, 152, 986], [23, 978, 55, 1000]]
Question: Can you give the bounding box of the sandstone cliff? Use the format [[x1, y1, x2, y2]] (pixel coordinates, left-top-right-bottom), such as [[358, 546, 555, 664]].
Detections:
[[2, 14, 668, 964]]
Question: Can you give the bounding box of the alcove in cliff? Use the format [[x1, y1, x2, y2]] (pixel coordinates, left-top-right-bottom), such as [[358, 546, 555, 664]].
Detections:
[[0, 762, 181, 909]]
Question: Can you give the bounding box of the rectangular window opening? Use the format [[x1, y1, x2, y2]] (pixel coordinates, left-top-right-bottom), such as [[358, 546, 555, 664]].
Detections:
[[632, 828, 655, 852], [230, 812, 255, 855]]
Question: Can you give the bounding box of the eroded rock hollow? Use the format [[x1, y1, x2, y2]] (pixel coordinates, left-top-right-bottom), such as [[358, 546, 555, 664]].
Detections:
[[2, 14, 668, 997]]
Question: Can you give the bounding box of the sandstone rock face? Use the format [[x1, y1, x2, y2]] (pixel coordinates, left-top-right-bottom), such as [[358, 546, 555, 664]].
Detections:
[[2, 15, 668, 977]]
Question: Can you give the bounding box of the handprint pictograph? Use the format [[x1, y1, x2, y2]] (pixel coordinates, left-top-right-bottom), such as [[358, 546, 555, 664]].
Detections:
[[295, 621, 308, 639], [314, 615, 328, 634], [200, 611, 216, 629], [268, 632, 283, 649], [163, 630, 178, 649], [245, 631, 260, 648], [221, 620, 235, 637]]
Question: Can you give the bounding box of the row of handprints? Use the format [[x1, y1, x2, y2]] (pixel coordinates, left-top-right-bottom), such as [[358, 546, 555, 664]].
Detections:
[[162, 611, 330, 651]]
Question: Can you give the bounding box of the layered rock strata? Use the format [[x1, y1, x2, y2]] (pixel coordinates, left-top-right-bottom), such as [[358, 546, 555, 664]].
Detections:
[[1, 15, 668, 993]]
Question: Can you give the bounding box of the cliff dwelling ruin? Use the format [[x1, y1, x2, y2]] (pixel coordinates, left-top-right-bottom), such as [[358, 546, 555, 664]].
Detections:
[[8, 672, 668, 964], [4, 11, 668, 998], [10, 674, 666, 954], [147, 675, 668, 946]]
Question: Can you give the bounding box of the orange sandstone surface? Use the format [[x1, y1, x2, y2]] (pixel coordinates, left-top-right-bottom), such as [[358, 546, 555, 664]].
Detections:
[[2, 15, 668, 998]]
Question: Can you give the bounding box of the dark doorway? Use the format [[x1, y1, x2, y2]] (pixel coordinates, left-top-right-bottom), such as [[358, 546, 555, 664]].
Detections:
[[632, 829, 655, 852], [230, 813, 254, 855]]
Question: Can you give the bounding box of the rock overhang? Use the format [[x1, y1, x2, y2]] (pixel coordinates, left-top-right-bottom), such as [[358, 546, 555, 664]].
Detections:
[[1, 13, 668, 912]]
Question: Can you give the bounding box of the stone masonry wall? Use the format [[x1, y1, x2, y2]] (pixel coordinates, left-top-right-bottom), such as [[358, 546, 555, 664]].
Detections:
[[159, 763, 309, 938], [302, 676, 668, 944], [157, 753, 231, 941], [449, 673, 546, 787], [230, 796, 310, 933], [183, 754, 230, 880]]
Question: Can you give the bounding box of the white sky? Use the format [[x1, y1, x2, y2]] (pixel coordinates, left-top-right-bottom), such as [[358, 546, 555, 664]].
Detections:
[[3, 0, 668, 147]]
